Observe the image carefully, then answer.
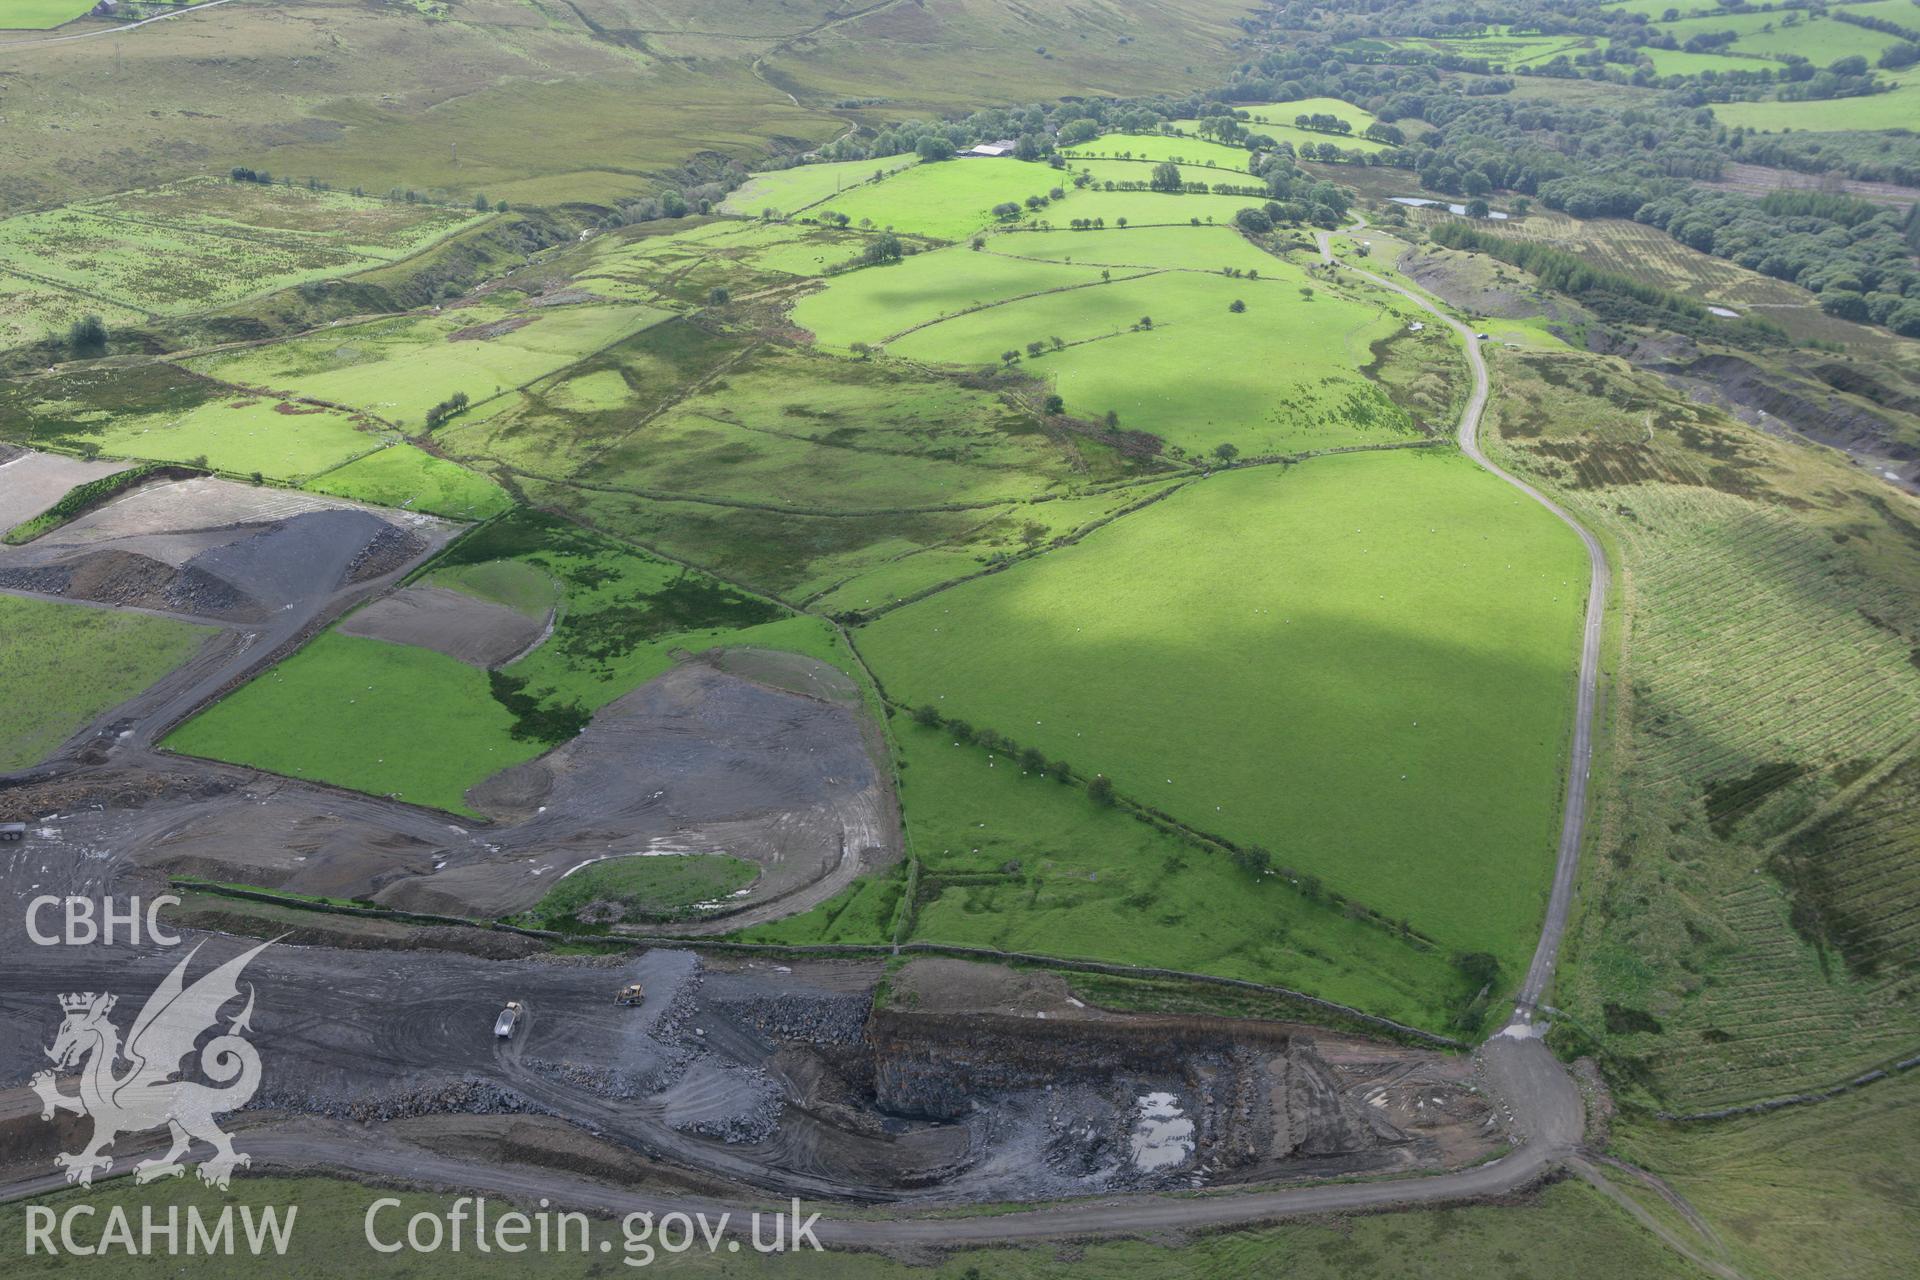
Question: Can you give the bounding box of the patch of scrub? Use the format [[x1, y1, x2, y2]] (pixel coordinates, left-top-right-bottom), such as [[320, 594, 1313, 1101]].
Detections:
[[513, 852, 759, 929]]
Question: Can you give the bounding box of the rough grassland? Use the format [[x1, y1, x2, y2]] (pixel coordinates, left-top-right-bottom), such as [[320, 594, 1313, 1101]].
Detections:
[[858, 451, 1589, 968], [0, 183, 481, 347], [1486, 347, 1920, 1109], [0, 594, 209, 771], [1613, 1070, 1920, 1280], [750, 719, 1475, 1032], [573, 349, 1104, 511]]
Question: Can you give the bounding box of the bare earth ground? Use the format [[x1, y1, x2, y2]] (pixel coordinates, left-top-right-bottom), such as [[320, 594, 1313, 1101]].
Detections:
[[338, 583, 548, 668], [0, 449, 123, 529]]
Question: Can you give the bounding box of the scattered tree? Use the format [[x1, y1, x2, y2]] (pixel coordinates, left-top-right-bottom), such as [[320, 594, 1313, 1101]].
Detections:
[[66, 314, 107, 353]]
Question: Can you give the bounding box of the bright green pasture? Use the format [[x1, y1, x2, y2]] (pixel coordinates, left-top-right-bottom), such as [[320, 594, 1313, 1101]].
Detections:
[[304, 444, 512, 519], [0, 595, 210, 771], [186, 302, 670, 429], [1065, 159, 1263, 190], [750, 720, 1475, 1030], [882, 259, 1416, 455], [1655, 10, 1903, 64], [576, 349, 1090, 510], [721, 154, 919, 216], [1711, 79, 1920, 131], [1235, 97, 1379, 131], [1060, 132, 1258, 168], [987, 224, 1282, 274], [83, 397, 380, 481], [1033, 188, 1266, 229], [857, 451, 1590, 969], [0, 1, 100, 29], [166, 633, 539, 814], [166, 511, 849, 814], [790, 250, 1117, 349], [800, 158, 1069, 241], [1628, 46, 1784, 77]]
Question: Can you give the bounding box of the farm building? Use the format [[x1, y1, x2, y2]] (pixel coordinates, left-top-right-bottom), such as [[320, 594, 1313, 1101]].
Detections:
[[965, 140, 1018, 157]]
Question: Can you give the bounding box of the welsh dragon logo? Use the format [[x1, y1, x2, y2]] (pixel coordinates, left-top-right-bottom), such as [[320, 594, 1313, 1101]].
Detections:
[[31, 939, 272, 1190]]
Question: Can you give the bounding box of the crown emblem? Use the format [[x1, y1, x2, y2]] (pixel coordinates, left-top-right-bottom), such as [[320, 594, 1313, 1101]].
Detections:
[[59, 993, 109, 1014]]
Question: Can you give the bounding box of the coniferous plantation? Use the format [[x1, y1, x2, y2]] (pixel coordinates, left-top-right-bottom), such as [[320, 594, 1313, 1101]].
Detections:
[[0, 3, 1917, 1279]]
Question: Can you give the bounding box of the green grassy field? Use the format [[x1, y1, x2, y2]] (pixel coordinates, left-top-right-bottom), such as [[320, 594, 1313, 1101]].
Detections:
[[791, 249, 1120, 349], [186, 302, 671, 430], [865, 253, 1422, 456], [1032, 186, 1272, 229], [857, 450, 1590, 971], [750, 714, 1478, 1031], [799, 158, 1073, 241], [1060, 132, 1260, 169], [987, 224, 1290, 274], [0, 594, 209, 770], [721, 154, 921, 217], [1710, 79, 1920, 132], [1654, 10, 1902, 64], [0, 0, 99, 30], [304, 443, 513, 520], [0, 1174, 1698, 1279], [0, 363, 386, 481], [165, 511, 850, 814], [514, 853, 759, 929], [1065, 158, 1264, 191]]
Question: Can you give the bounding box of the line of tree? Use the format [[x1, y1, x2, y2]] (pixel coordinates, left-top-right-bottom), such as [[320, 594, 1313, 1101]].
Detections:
[[423, 390, 470, 430]]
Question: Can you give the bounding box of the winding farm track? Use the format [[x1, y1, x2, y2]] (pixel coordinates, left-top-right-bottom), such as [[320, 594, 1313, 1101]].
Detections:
[[0, 224, 1649, 1253]]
